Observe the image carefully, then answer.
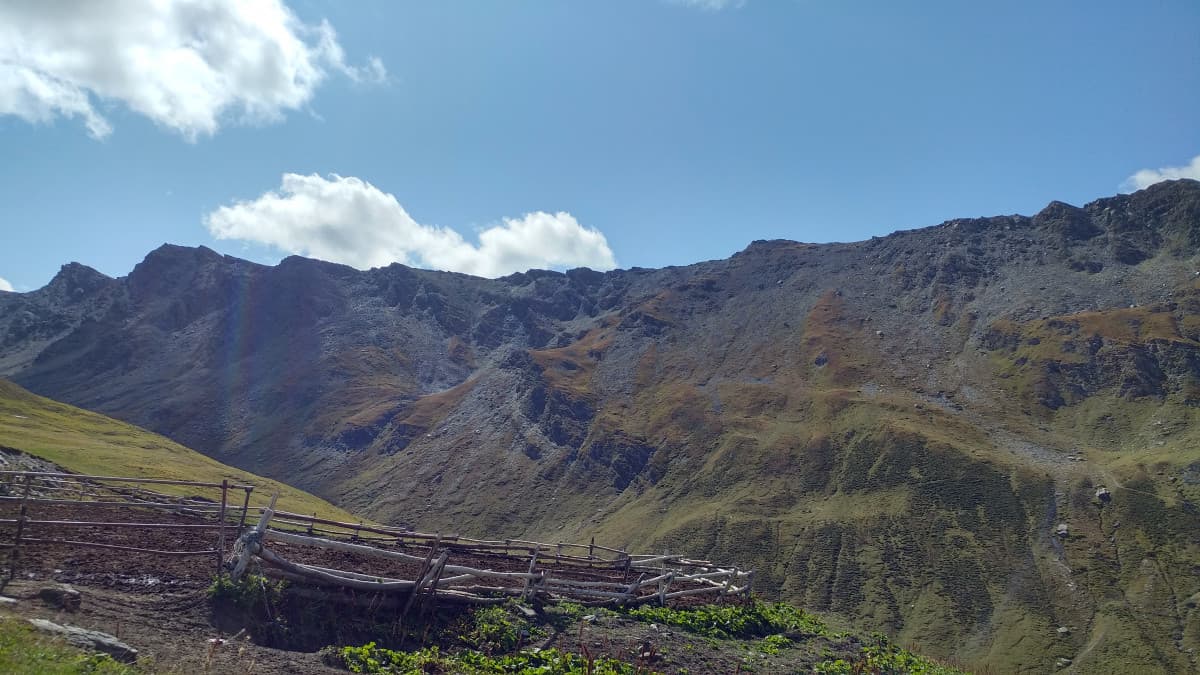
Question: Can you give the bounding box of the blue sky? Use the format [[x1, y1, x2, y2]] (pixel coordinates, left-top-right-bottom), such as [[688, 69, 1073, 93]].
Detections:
[[2, 0, 1199, 292]]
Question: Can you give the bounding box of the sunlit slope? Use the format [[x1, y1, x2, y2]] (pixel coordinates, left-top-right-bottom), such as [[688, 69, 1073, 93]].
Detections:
[[0, 379, 365, 523]]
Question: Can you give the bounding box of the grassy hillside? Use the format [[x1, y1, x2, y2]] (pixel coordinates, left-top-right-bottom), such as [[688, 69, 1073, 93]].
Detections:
[[0, 379, 364, 523]]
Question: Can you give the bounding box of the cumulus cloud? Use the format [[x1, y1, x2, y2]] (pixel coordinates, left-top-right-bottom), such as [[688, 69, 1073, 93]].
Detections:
[[0, 0, 383, 140], [205, 174, 618, 277], [1123, 154, 1200, 192], [0, 276, 13, 293]]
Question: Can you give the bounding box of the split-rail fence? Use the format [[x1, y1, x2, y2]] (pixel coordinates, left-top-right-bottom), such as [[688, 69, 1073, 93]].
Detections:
[[0, 470, 754, 609]]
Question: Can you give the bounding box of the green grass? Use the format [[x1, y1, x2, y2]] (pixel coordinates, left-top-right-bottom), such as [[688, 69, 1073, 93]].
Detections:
[[0, 617, 139, 674], [325, 643, 642, 674], [0, 379, 365, 523], [814, 635, 967, 674], [621, 601, 829, 640]]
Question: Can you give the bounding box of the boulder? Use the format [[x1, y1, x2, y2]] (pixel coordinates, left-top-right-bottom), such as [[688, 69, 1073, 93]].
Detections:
[[37, 584, 81, 611], [27, 618, 138, 663]]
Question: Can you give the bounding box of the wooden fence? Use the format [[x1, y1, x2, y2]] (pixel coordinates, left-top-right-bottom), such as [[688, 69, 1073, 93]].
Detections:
[[0, 470, 254, 591], [0, 470, 754, 608]]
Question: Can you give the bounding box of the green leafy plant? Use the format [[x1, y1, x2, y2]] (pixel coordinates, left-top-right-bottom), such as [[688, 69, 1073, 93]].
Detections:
[[208, 574, 290, 644], [207, 574, 286, 612], [326, 642, 641, 674], [622, 601, 827, 640], [463, 605, 540, 654], [757, 633, 792, 655]]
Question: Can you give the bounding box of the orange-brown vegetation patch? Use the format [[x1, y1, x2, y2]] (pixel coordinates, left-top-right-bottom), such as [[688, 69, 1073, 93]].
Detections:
[[800, 290, 871, 386], [393, 377, 479, 430], [529, 319, 617, 397]]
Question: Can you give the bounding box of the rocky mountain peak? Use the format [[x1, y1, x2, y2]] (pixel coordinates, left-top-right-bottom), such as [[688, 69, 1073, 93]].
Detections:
[[1033, 199, 1101, 241], [46, 262, 112, 298]]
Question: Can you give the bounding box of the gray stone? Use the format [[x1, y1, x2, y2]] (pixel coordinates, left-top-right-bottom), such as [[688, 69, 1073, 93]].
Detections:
[[27, 618, 138, 663], [38, 584, 81, 611], [515, 604, 537, 619]]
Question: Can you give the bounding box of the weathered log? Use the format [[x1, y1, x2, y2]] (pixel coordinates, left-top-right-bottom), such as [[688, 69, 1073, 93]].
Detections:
[[658, 573, 674, 606], [0, 519, 227, 530], [0, 471, 252, 490], [661, 586, 725, 600], [520, 549, 540, 600], [6, 538, 216, 556], [264, 530, 541, 581], [542, 586, 636, 600], [231, 493, 276, 581], [0, 496, 226, 511], [673, 569, 736, 582], [258, 546, 416, 592], [264, 573, 508, 606]]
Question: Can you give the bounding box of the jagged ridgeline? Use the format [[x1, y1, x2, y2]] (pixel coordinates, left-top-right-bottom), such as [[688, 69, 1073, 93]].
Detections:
[[3, 179, 1200, 672]]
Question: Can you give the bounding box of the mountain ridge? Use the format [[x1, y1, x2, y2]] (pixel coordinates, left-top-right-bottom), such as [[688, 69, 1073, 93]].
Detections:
[[3, 179, 1200, 671]]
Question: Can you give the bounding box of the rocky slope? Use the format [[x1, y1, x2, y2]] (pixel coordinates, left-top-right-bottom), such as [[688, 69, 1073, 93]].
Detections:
[[3, 180, 1200, 671]]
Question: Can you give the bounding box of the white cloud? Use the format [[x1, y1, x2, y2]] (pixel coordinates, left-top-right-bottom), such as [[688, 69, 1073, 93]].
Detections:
[[1123, 154, 1200, 192], [668, 0, 747, 10], [0, 0, 383, 140], [0, 276, 13, 293], [204, 173, 618, 277]]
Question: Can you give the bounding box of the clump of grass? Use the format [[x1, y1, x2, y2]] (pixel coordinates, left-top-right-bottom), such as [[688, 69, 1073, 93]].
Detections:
[[814, 634, 968, 675], [620, 600, 828, 640]]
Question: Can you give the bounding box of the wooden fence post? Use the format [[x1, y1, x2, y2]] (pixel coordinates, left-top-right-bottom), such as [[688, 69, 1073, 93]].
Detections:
[[237, 487, 253, 531], [419, 551, 450, 618], [215, 479, 228, 576], [521, 548, 540, 601], [231, 493, 276, 581], [621, 573, 646, 606], [1, 475, 32, 593]]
